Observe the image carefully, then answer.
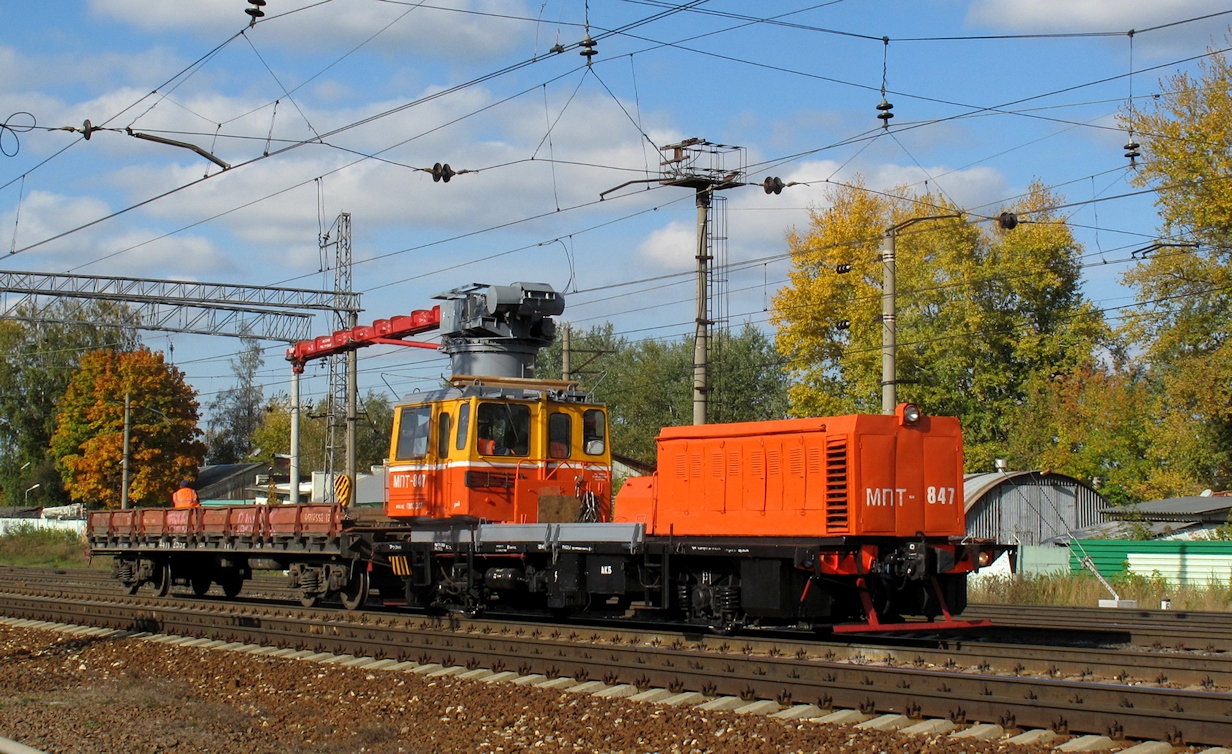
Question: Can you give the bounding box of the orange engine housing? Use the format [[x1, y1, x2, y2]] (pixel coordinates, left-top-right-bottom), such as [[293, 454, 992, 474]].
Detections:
[[614, 409, 965, 538]]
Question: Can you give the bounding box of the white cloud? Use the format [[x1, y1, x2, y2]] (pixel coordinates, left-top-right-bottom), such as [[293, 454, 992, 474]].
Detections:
[[966, 0, 1232, 55], [636, 220, 696, 270], [0, 44, 187, 98], [1, 190, 231, 278]]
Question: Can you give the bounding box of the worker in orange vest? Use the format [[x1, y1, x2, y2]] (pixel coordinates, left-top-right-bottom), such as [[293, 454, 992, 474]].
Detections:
[[172, 480, 200, 509]]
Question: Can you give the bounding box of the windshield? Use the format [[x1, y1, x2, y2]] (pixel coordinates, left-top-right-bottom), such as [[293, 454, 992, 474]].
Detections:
[[394, 405, 431, 460]]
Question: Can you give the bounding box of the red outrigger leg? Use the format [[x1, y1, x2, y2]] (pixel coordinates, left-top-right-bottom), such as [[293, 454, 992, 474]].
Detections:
[[831, 576, 992, 633]]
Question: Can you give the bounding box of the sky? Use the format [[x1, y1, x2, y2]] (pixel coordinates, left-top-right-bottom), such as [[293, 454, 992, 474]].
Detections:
[[1, 0, 1230, 419]]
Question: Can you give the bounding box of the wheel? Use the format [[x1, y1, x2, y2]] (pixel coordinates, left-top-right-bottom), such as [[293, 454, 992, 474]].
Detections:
[[338, 567, 370, 611], [219, 570, 243, 599], [191, 573, 212, 597], [152, 562, 171, 598], [122, 580, 140, 595], [299, 592, 320, 608]]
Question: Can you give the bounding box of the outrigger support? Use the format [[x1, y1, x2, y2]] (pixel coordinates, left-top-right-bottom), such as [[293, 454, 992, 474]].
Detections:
[[831, 576, 992, 633]]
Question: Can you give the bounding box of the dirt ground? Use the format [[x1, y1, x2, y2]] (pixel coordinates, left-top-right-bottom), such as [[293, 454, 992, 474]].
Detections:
[[0, 624, 1064, 753]]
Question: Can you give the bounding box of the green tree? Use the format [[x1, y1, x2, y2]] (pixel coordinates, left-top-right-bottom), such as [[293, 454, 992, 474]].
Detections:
[[205, 337, 265, 464], [539, 323, 788, 465], [771, 179, 1106, 471], [1119, 47, 1232, 495], [1004, 362, 1153, 506], [51, 348, 206, 509], [0, 300, 140, 506], [250, 390, 394, 473]]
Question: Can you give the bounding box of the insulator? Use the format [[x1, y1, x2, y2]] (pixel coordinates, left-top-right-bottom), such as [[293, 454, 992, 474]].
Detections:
[[835, 263, 852, 274], [762, 176, 785, 195], [876, 97, 894, 128], [81, 119, 94, 140], [1124, 140, 1141, 162], [997, 212, 1018, 230], [432, 162, 455, 183], [579, 34, 597, 63], [835, 320, 851, 330]]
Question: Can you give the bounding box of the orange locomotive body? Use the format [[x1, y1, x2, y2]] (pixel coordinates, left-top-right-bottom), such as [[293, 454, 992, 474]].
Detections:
[[616, 407, 964, 539]]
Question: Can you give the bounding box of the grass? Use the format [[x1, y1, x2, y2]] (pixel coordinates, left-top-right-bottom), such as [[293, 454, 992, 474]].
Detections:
[[971, 571, 1232, 612], [0, 525, 94, 568]]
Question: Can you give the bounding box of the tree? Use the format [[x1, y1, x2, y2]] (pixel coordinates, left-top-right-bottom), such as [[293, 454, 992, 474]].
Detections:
[[771, 179, 1106, 471], [51, 348, 206, 509], [249, 390, 395, 474], [1119, 47, 1232, 494], [539, 323, 789, 465], [0, 300, 141, 506], [205, 337, 265, 464], [1004, 362, 1154, 506]]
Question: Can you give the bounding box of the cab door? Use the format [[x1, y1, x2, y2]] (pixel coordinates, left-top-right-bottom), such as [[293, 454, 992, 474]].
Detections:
[[387, 404, 434, 517], [434, 405, 454, 517]]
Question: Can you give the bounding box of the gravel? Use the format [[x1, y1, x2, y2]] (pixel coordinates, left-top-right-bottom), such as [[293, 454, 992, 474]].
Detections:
[[0, 624, 1070, 753]]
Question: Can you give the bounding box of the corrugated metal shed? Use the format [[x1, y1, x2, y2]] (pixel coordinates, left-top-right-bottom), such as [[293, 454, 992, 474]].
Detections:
[[964, 471, 1108, 546]]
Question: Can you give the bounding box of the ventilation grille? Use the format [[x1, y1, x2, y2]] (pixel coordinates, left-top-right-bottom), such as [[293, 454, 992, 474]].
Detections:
[[465, 470, 514, 489], [824, 438, 849, 532]]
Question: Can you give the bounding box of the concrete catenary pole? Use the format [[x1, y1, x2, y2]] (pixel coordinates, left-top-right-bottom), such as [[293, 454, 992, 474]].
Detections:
[[561, 322, 571, 381], [289, 371, 300, 504], [121, 391, 131, 509], [880, 229, 897, 415]]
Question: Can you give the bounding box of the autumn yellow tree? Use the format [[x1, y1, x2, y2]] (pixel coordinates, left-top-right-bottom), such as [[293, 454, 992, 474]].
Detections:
[[772, 179, 1106, 471], [1119, 46, 1232, 495], [51, 349, 206, 508]]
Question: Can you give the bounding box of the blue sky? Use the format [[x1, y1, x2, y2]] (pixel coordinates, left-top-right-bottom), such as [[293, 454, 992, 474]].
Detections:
[[1, 0, 1230, 415]]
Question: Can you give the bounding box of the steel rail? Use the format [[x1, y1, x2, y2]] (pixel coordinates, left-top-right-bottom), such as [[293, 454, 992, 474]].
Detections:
[[3, 569, 1230, 689], [0, 589, 1229, 745], [967, 603, 1232, 650]]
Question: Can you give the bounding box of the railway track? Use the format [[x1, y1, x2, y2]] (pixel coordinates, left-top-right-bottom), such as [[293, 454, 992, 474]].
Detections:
[[1, 568, 1231, 745], [967, 602, 1232, 651]]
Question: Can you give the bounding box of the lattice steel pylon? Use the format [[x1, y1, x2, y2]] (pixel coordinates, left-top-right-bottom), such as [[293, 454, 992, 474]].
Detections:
[[322, 212, 357, 502]]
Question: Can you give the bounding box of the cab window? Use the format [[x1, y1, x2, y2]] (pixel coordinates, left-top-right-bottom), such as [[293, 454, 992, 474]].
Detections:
[[583, 409, 606, 455], [394, 405, 431, 460], [476, 402, 530, 456], [548, 413, 571, 459], [455, 403, 470, 451], [437, 412, 452, 459]]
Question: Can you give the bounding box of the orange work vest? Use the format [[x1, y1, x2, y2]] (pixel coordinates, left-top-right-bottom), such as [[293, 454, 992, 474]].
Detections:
[[172, 488, 200, 508]]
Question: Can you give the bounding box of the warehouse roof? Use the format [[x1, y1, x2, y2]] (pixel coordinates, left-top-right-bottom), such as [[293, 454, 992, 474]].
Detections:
[[962, 471, 1095, 514], [1102, 496, 1232, 522]]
